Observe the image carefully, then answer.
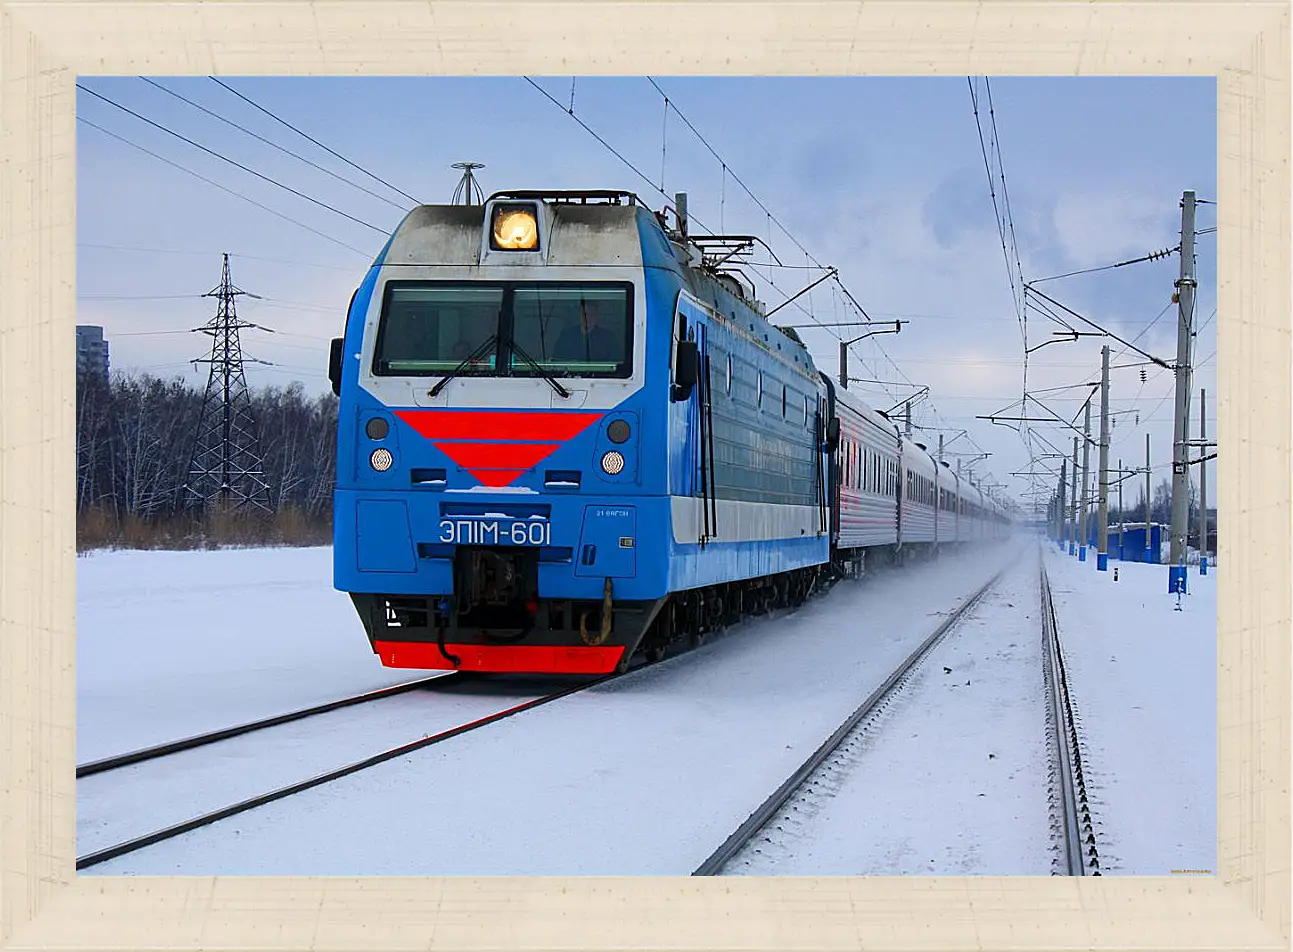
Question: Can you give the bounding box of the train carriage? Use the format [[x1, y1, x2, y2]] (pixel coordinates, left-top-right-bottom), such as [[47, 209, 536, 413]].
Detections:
[[898, 438, 939, 548], [823, 380, 900, 575]]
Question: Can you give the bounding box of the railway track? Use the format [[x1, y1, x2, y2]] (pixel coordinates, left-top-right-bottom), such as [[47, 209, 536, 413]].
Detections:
[[1040, 556, 1100, 875], [76, 674, 458, 778], [76, 672, 615, 871], [692, 564, 1010, 876]]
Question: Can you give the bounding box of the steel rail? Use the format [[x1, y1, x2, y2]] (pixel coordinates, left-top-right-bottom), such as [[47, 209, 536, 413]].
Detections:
[[1040, 556, 1099, 875], [76, 673, 459, 778], [692, 564, 1009, 876], [76, 673, 613, 870]]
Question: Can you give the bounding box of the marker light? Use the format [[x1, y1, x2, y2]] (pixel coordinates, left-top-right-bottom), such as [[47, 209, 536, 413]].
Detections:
[[370, 448, 394, 472], [606, 419, 631, 444], [365, 417, 389, 440], [600, 451, 625, 475], [491, 204, 539, 250]]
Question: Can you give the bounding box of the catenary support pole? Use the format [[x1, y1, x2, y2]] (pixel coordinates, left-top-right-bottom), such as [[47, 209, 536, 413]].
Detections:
[[1070, 436, 1079, 556], [1117, 458, 1124, 560], [1097, 344, 1111, 571], [1199, 388, 1208, 575], [1058, 460, 1067, 547], [1079, 398, 1092, 562], [1168, 189, 1196, 594], [1145, 432, 1153, 564]]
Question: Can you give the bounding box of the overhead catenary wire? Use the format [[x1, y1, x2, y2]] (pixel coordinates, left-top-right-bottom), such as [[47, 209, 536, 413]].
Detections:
[[209, 78, 422, 206], [523, 77, 857, 349], [76, 117, 373, 256], [77, 83, 390, 235], [640, 77, 910, 395], [78, 243, 359, 271], [141, 78, 412, 212], [641, 78, 954, 416], [637, 76, 1003, 465], [1031, 245, 1179, 284]]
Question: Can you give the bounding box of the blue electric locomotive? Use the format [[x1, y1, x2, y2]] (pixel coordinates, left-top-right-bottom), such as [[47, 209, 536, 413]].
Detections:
[[329, 188, 1009, 675]]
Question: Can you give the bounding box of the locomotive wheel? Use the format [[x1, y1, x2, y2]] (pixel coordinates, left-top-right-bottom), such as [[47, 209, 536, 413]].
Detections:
[[645, 643, 668, 663]]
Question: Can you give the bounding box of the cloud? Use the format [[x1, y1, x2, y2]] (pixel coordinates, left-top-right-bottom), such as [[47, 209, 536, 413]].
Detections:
[[921, 166, 998, 249], [1050, 189, 1179, 267]]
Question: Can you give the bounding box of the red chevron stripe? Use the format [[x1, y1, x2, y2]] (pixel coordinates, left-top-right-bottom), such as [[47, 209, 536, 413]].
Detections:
[[394, 409, 603, 442], [467, 469, 527, 487], [432, 441, 560, 472]]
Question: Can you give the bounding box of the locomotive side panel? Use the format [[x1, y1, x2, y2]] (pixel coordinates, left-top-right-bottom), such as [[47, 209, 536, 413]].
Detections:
[[665, 286, 830, 591]]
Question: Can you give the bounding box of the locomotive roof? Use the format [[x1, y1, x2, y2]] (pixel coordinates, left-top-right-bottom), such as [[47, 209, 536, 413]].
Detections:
[[377, 202, 648, 268]]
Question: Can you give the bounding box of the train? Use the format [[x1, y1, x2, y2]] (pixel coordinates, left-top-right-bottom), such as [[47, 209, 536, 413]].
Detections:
[[327, 188, 1010, 676]]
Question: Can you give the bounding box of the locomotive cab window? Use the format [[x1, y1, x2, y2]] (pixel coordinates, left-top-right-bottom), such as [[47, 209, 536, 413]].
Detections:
[[372, 281, 632, 379]]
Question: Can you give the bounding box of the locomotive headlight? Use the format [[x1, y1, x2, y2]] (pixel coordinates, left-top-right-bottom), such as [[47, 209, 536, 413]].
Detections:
[[491, 204, 539, 250], [600, 450, 625, 475], [370, 448, 394, 472]]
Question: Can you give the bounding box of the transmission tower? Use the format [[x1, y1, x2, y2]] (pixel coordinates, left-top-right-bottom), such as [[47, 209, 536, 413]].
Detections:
[[451, 161, 485, 205], [180, 253, 274, 514]]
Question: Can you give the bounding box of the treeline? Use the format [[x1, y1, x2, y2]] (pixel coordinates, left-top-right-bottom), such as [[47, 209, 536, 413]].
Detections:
[[76, 373, 338, 553]]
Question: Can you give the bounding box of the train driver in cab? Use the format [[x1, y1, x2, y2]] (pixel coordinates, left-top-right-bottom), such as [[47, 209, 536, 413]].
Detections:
[[554, 297, 617, 363]]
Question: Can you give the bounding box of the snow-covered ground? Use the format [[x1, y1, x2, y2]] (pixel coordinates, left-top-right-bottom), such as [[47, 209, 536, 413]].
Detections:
[[76, 535, 1215, 876], [77, 676, 552, 857], [76, 547, 413, 763], [725, 549, 1052, 875], [1042, 543, 1217, 875]]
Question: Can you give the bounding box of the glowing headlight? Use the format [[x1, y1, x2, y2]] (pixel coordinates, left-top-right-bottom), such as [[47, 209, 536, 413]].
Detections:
[[370, 448, 393, 472], [491, 205, 539, 250], [600, 451, 625, 475]]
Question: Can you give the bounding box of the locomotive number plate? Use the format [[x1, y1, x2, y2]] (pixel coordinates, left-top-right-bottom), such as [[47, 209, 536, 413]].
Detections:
[[438, 517, 552, 547]]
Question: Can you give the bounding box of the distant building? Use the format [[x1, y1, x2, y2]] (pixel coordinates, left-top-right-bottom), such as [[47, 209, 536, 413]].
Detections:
[[76, 325, 110, 383]]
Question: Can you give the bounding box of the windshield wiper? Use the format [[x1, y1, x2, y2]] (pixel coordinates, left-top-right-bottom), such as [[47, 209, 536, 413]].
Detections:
[[428, 333, 497, 397], [509, 340, 571, 398]]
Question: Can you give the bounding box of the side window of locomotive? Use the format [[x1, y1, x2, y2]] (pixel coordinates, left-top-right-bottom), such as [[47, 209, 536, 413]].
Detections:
[[511, 284, 632, 378], [373, 284, 502, 375]]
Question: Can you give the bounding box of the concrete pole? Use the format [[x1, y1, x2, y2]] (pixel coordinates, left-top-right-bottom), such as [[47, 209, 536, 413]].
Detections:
[[1058, 459, 1067, 547], [1199, 388, 1208, 575], [839, 340, 848, 390], [1079, 398, 1092, 562], [1097, 344, 1111, 570], [1069, 436, 1079, 555], [1117, 457, 1125, 560], [904, 401, 912, 437], [1145, 432, 1153, 563], [1168, 189, 1197, 594]]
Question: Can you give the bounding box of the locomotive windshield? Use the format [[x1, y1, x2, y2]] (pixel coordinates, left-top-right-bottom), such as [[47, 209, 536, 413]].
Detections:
[[372, 281, 632, 379]]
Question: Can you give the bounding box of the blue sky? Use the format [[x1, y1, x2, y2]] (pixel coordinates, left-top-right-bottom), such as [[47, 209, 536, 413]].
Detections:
[[76, 76, 1217, 512]]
